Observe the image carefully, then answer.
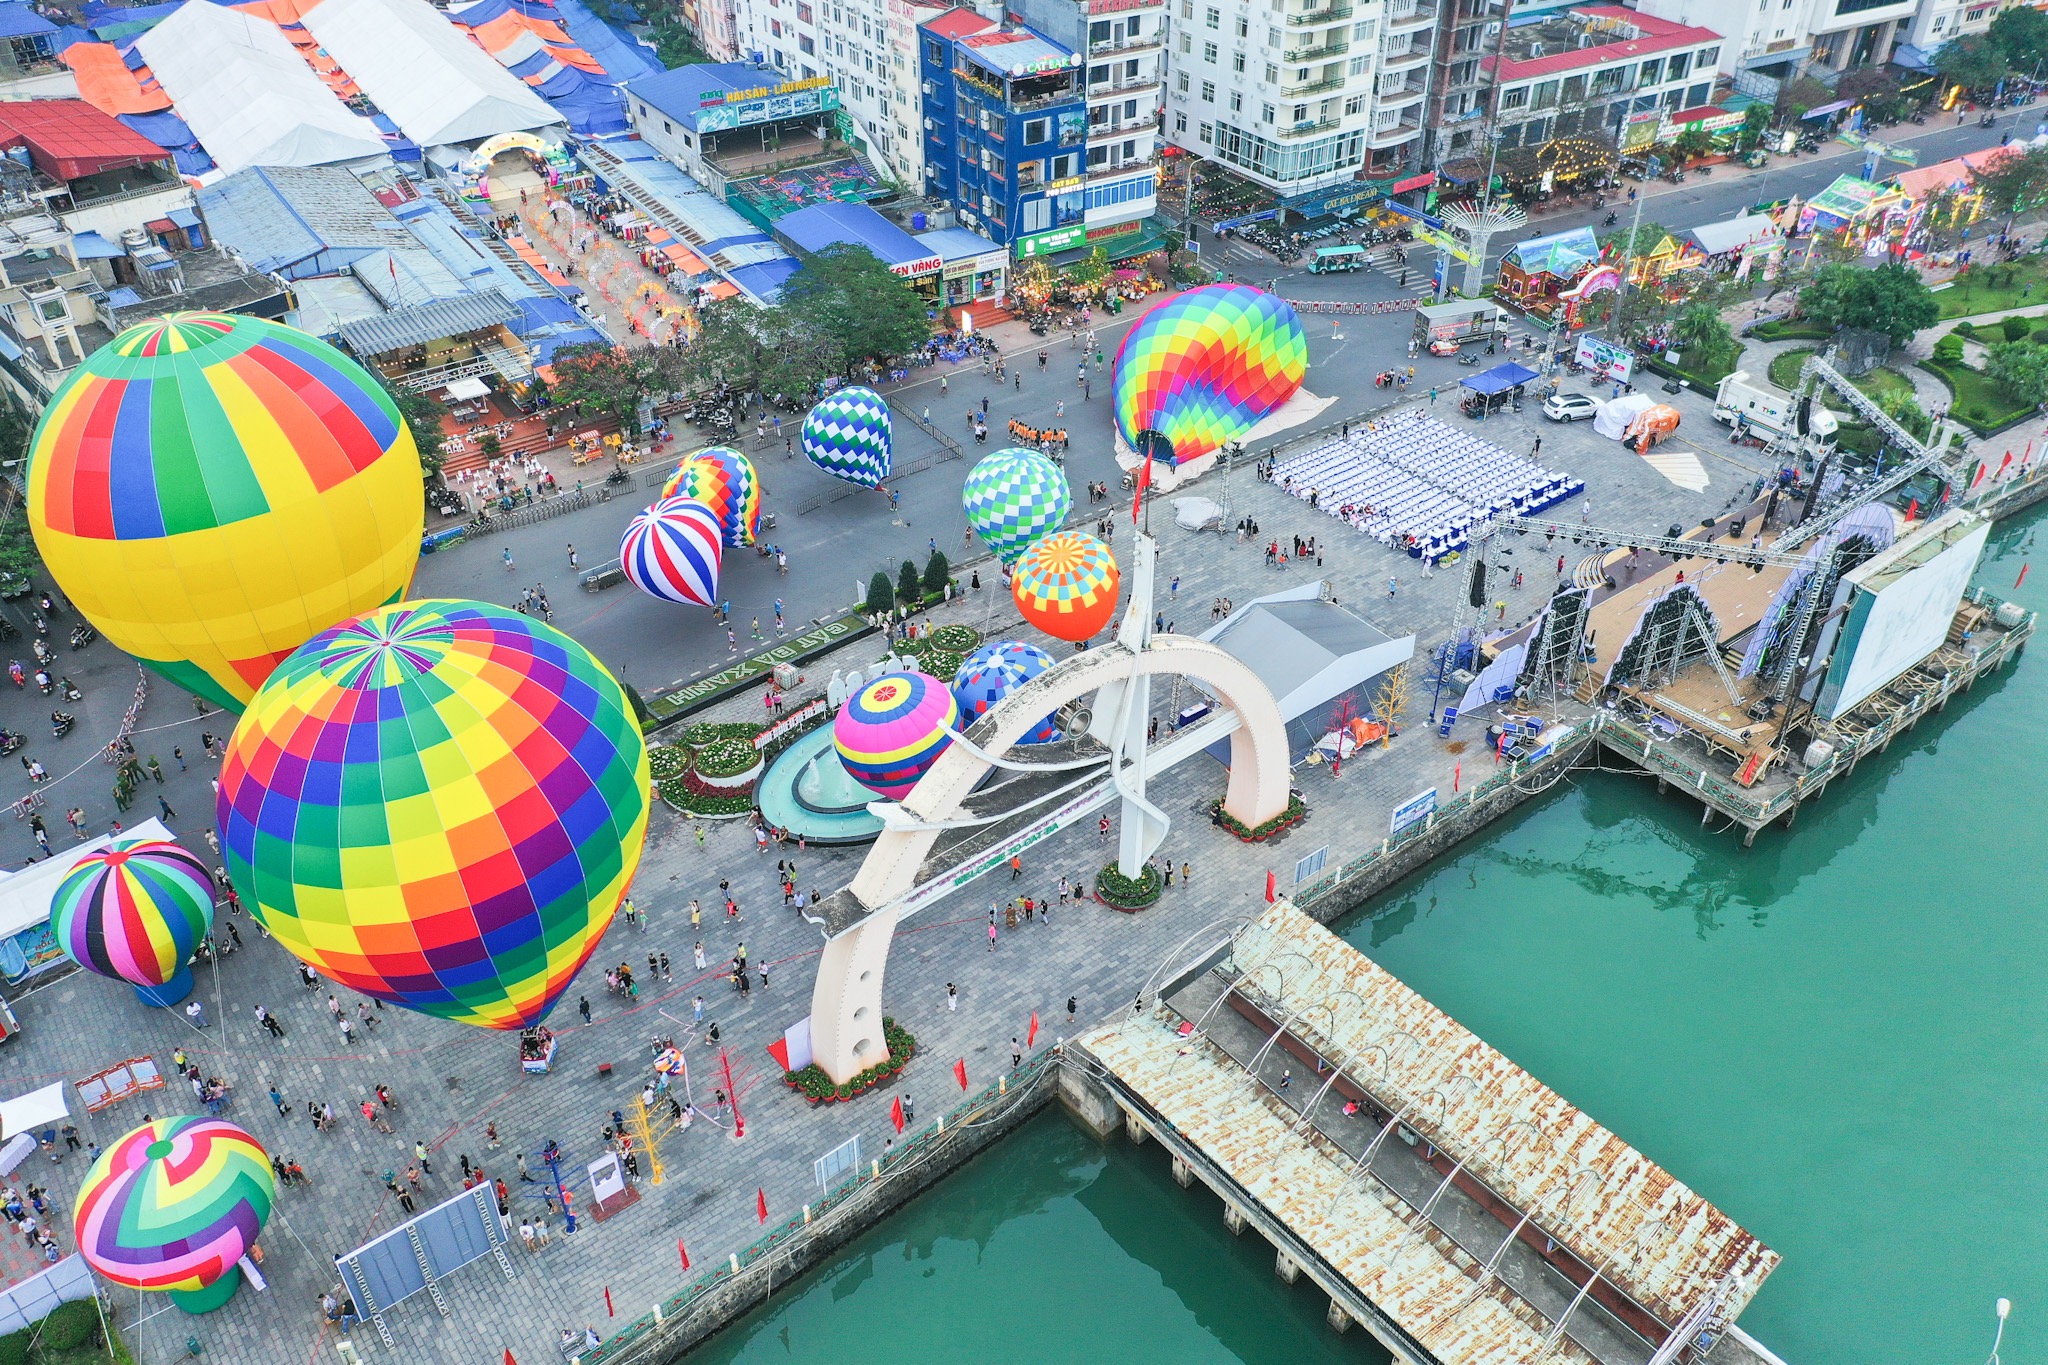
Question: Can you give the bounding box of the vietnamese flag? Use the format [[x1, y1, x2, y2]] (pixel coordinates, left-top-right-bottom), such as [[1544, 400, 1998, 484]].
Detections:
[[766, 1037, 791, 1072], [953, 1058, 969, 1091], [890, 1095, 905, 1134], [1264, 871, 1277, 903], [1905, 498, 1919, 522], [679, 1238, 691, 1271], [756, 1189, 768, 1224], [1026, 1011, 1039, 1048]]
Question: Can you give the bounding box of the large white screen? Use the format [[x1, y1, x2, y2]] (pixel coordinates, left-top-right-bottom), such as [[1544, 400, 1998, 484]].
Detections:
[[1822, 521, 1990, 720]]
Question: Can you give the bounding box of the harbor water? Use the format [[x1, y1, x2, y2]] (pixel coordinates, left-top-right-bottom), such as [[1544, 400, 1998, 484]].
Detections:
[[689, 516, 2045, 1365]]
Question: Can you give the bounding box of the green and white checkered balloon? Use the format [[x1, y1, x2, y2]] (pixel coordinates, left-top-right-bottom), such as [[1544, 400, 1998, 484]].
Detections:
[[962, 449, 1072, 567], [800, 386, 892, 489]]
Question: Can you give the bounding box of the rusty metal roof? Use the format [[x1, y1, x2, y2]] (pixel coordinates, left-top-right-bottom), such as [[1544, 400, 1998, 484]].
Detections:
[[1226, 902, 1780, 1325], [1082, 1018, 1596, 1365]]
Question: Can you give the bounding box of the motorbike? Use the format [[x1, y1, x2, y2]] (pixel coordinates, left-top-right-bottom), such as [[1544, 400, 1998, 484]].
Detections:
[[0, 730, 20, 756], [58, 678, 80, 701], [50, 711, 73, 738], [1982, 114, 1995, 128], [68, 622, 95, 649], [1603, 212, 1618, 226], [604, 466, 630, 487], [1458, 353, 1482, 367], [32, 639, 51, 666], [34, 671, 50, 695], [1910, 112, 1927, 125]]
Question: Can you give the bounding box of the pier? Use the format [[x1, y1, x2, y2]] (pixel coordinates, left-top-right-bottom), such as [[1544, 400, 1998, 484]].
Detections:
[[1069, 901, 1781, 1365]]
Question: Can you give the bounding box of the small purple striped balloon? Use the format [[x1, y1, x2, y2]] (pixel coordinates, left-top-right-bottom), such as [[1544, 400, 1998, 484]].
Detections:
[[52, 838, 213, 1004], [620, 496, 721, 606]]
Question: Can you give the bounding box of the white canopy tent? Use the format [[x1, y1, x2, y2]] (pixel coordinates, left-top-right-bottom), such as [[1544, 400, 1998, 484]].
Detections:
[[136, 3, 388, 176], [0, 1083, 68, 1142], [443, 377, 491, 401], [301, 0, 564, 147], [0, 818, 175, 960]]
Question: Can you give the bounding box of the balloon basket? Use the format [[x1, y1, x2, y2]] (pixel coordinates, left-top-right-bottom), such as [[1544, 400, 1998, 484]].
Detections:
[[169, 1269, 240, 1315], [134, 966, 194, 1009]]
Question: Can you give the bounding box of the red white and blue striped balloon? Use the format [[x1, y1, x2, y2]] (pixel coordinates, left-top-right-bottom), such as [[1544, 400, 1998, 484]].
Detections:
[[620, 496, 721, 606]]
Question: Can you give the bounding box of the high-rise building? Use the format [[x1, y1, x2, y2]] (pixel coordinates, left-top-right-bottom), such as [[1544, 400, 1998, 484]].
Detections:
[[1423, 0, 1503, 172], [1481, 7, 1723, 153]]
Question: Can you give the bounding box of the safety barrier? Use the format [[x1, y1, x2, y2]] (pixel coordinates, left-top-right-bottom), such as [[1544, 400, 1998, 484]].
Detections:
[[1281, 297, 1418, 315]]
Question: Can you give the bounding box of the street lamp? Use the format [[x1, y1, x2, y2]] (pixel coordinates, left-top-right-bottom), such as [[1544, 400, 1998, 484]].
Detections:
[[1987, 1297, 2012, 1365]]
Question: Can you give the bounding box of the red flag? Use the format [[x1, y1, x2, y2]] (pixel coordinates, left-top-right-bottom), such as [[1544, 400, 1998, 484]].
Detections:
[[953, 1058, 968, 1091], [1905, 498, 1919, 522], [1131, 452, 1152, 525], [604, 1286, 614, 1318], [756, 1188, 768, 1224], [1264, 871, 1276, 903], [1026, 1011, 1039, 1048], [890, 1095, 905, 1134], [765, 1037, 791, 1072], [1453, 761, 1461, 793], [2018, 563, 2031, 588], [505, 1353, 518, 1365], [679, 1238, 691, 1271], [1971, 461, 1987, 489]]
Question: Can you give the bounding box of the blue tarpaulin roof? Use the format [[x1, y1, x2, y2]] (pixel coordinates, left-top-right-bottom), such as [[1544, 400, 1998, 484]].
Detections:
[[0, 3, 57, 39], [118, 108, 192, 146], [72, 231, 124, 258], [776, 202, 928, 267], [1461, 362, 1539, 396], [514, 294, 583, 332]]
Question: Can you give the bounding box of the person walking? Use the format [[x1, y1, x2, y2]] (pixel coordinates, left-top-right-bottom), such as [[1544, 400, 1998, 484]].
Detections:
[[185, 999, 209, 1028], [254, 1005, 285, 1038], [577, 996, 591, 1024], [1067, 994, 1078, 1024], [503, 547, 515, 573], [946, 982, 958, 1011], [157, 795, 175, 822], [414, 1141, 432, 1175]]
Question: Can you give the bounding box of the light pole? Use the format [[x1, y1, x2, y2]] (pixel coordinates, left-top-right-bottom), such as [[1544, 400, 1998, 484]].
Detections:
[[1986, 1297, 2011, 1365]]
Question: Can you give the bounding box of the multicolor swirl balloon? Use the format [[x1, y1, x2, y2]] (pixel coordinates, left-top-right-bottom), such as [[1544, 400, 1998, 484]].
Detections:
[[1112, 284, 1308, 467], [26, 311, 424, 711], [833, 671, 957, 800], [953, 641, 1060, 744], [217, 600, 651, 1030], [800, 386, 891, 489], [51, 838, 214, 1006], [1013, 531, 1120, 642], [662, 447, 761, 547], [75, 1117, 275, 1314], [962, 449, 1071, 567], [620, 496, 721, 606]]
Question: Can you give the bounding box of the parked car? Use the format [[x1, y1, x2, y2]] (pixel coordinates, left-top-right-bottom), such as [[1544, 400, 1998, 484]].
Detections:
[[1543, 392, 1598, 423]]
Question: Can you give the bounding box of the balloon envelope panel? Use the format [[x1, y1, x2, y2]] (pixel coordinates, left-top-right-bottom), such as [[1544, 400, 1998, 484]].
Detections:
[[962, 449, 1071, 567], [620, 496, 721, 605], [1111, 284, 1307, 467], [1012, 532, 1120, 642], [662, 447, 761, 546], [952, 641, 1060, 743]]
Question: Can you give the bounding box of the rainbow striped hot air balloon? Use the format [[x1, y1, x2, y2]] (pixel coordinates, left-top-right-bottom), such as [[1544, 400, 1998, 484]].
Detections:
[[953, 641, 1061, 744], [1013, 531, 1120, 642], [217, 601, 651, 1030], [662, 447, 761, 547], [1112, 284, 1308, 467], [75, 1117, 275, 1314], [620, 496, 721, 606], [833, 671, 957, 800], [51, 838, 214, 1007], [27, 312, 424, 711], [801, 386, 892, 489]]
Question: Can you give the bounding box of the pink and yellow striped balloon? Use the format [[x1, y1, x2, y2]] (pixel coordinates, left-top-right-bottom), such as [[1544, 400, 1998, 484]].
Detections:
[[74, 1117, 275, 1314]]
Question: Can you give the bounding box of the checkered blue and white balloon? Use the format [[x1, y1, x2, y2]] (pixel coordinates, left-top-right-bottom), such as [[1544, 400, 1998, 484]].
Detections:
[[800, 386, 892, 489]]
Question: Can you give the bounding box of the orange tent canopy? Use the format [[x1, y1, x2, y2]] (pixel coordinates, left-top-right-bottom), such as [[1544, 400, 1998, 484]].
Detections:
[[61, 43, 170, 115]]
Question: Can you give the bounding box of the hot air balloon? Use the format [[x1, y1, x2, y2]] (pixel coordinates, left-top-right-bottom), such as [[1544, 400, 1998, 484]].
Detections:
[[962, 449, 1072, 567], [27, 312, 424, 711], [51, 838, 214, 1006], [953, 641, 1060, 743], [1112, 284, 1308, 467], [1013, 531, 1120, 642], [217, 600, 651, 1030], [662, 447, 761, 546], [833, 671, 957, 800], [75, 1117, 274, 1314], [800, 386, 892, 489], [620, 496, 721, 606]]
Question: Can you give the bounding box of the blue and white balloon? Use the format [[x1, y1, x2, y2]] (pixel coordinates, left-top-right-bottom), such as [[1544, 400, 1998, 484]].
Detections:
[[801, 386, 892, 489], [952, 641, 1061, 744]]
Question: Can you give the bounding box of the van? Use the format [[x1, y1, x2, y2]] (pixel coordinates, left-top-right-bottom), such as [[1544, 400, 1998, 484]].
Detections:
[[1307, 244, 1365, 274]]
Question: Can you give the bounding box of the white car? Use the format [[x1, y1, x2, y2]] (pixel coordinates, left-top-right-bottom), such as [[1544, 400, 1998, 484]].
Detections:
[[1543, 392, 1598, 423]]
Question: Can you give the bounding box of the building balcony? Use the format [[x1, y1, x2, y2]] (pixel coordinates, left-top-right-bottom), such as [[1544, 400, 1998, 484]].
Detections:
[[1088, 77, 1162, 99], [1282, 36, 1347, 62], [1284, 2, 1353, 26], [1089, 112, 1160, 139], [1385, 0, 1436, 29], [1378, 44, 1429, 70], [1280, 72, 1347, 96], [1373, 81, 1426, 108], [1089, 32, 1164, 54], [1278, 114, 1343, 137], [1367, 117, 1422, 148]]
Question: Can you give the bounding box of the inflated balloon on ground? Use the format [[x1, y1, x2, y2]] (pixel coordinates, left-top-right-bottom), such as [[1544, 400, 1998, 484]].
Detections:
[[662, 446, 761, 546], [1112, 284, 1308, 467], [51, 838, 214, 1006], [217, 600, 650, 1029], [26, 311, 424, 711], [620, 496, 721, 605], [1013, 531, 1120, 642], [834, 671, 957, 800], [75, 1117, 275, 1314], [962, 449, 1071, 566], [953, 641, 1061, 743], [800, 386, 892, 488]]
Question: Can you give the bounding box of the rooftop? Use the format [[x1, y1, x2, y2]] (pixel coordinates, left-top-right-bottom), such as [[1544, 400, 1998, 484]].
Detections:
[[1489, 5, 1721, 83], [775, 202, 930, 268], [336, 287, 521, 356], [626, 61, 833, 134], [957, 27, 1080, 80], [0, 98, 165, 182]]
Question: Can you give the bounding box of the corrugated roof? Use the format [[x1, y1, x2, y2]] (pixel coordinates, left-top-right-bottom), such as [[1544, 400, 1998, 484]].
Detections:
[[921, 6, 992, 40], [1222, 902, 1781, 1327], [915, 226, 1002, 260], [337, 287, 519, 354], [301, 0, 564, 147], [135, 2, 386, 174], [777, 202, 929, 266], [0, 98, 164, 181], [957, 28, 1076, 78], [198, 164, 412, 274], [625, 60, 796, 131]]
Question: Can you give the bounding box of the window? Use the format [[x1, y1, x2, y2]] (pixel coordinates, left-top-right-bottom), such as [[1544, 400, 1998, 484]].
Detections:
[[796, 1, 812, 17], [1199, 120, 1213, 141], [1175, 111, 1188, 131], [1203, 40, 1218, 61], [1125, 98, 1138, 118], [662, 118, 672, 133], [1344, 93, 1364, 114], [1264, 62, 1277, 82], [1201, 79, 1216, 100], [1181, 0, 1191, 16], [1665, 51, 1689, 80], [1533, 79, 1559, 107], [1267, 26, 1280, 43], [1126, 18, 1142, 38], [1638, 58, 1662, 85], [1233, 50, 1245, 72], [1177, 71, 1191, 91], [1235, 14, 1248, 35], [1229, 89, 1242, 109], [1205, 5, 1219, 25], [1696, 46, 1719, 68], [1260, 102, 1274, 122], [1560, 74, 1585, 103], [1684, 81, 1710, 106], [770, 19, 782, 36], [1348, 55, 1368, 74], [1352, 19, 1369, 36], [1179, 30, 1191, 52], [1499, 85, 1528, 110], [1090, 63, 1109, 82], [1024, 117, 1049, 144], [1090, 19, 1111, 41], [799, 34, 814, 53], [1051, 152, 1078, 177]]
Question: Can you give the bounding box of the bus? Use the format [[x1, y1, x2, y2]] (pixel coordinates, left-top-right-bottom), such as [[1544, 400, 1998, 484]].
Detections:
[[1307, 244, 1365, 274]]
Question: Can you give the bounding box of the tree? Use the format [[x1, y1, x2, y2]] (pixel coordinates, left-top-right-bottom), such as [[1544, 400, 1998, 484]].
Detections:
[[1796, 263, 1937, 344], [1775, 76, 1834, 122], [1986, 338, 2048, 405], [922, 549, 949, 595], [679, 297, 836, 402], [1598, 220, 1675, 259], [1738, 104, 1772, 153], [380, 380, 446, 479], [1670, 303, 1738, 374], [546, 344, 657, 434], [1669, 126, 1716, 165], [865, 572, 895, 616], [777, 243, 932, 377], [1990, 4, 2048, 76], [1933, 332, 1966, 363], [895, 559, 921, 605], [1936, 35, 2008, 97], [1970, 143, 2048, 231]]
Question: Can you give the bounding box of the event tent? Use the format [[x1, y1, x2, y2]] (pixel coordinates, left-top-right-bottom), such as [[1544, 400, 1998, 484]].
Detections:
[[1461, 362, 1539, 396]]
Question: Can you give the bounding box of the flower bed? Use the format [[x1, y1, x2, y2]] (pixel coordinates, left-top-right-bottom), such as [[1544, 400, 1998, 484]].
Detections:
[[1919, 359, 2038, 436], [783, 1017, 917, 1103], [928, 623, 981, 653], [648, 746, 690, 781], [694, 735, 761, 779], [1214, 793, 1307, 842], [1094, 860, 1162, 911]]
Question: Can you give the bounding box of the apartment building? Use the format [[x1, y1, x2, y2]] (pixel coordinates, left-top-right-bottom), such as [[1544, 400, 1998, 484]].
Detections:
[[1424, 0, 1503, 171], [1484, 6, 1723, 152], [1011, 0, 1168, 244]]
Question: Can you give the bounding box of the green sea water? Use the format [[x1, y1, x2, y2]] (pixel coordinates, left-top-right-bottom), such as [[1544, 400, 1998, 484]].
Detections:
[[691, 516, 2043, 1365]]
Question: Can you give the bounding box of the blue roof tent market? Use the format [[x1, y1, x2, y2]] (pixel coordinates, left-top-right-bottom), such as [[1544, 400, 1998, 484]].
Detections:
[[577, 136, 801, 303]]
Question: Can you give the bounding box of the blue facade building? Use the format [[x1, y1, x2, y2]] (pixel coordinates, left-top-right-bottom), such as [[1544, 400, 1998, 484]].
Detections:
[[918, 9, 1086, 251]]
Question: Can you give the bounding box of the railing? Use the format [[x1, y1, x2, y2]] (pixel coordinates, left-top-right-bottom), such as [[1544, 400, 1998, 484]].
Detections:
[[1285, 1, 1353, 24], [1281, 115, 1342, 135], [1282, 36, 1347, 61], [1089, 31, 1164, 52], [1280, 73, 1345, 96], [576, 1050, 1063, 1365], [1385, 0, 1435, 23], [66, 176, 184, 210]]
